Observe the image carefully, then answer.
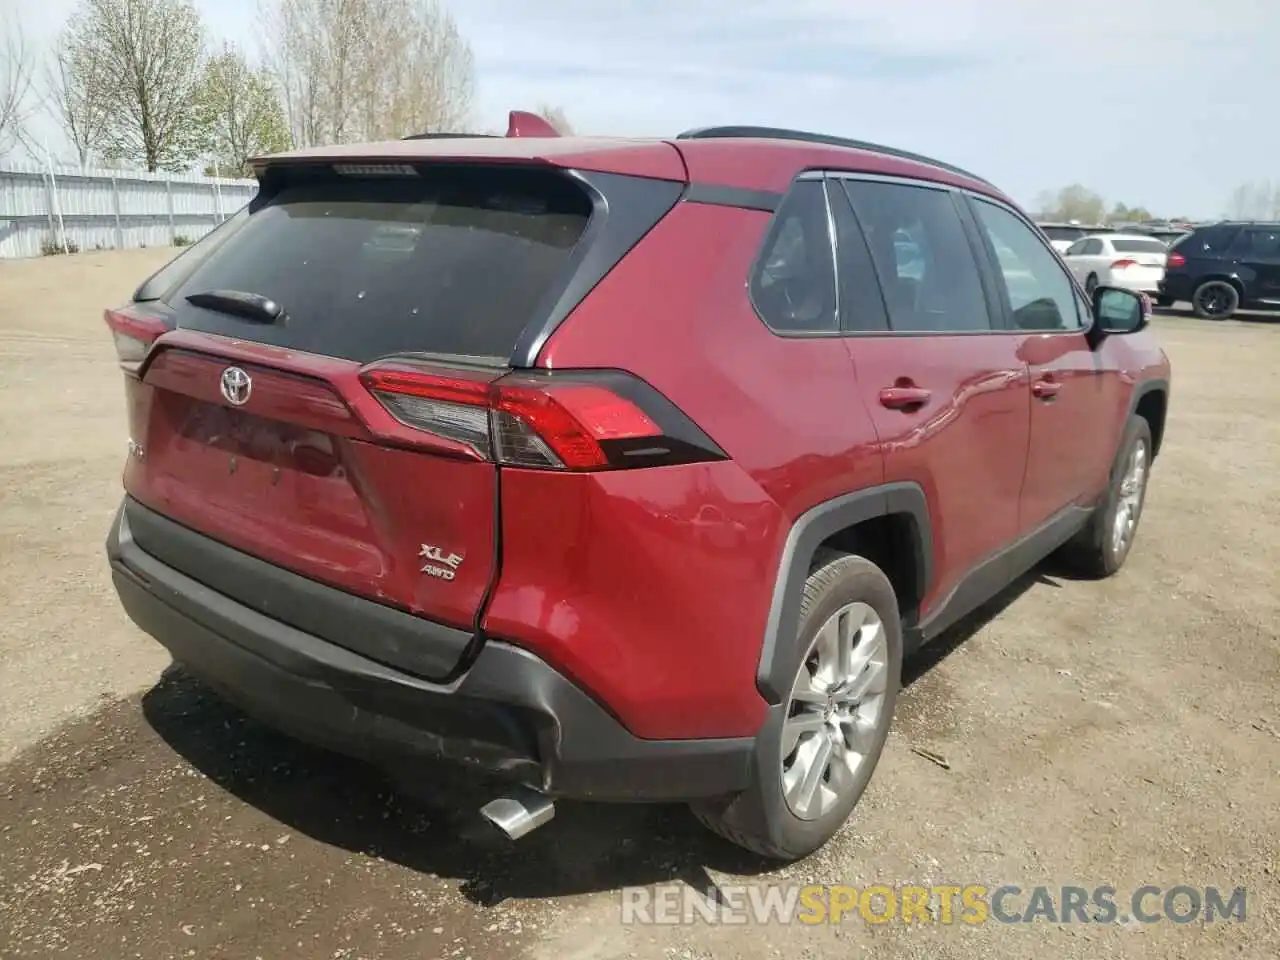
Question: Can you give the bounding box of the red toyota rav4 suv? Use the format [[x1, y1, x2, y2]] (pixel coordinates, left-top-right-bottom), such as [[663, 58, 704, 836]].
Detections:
[[105, 113, 1171, 860]]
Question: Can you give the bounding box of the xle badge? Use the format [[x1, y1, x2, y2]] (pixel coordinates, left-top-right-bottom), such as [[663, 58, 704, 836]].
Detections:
[[419, 544, 464, 581]]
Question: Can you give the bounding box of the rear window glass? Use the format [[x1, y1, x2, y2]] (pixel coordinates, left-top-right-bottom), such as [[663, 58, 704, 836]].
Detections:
[[1040, 226, 1084, 242], [168, 166, 592, 363], [1111, 237, 1168, 253]]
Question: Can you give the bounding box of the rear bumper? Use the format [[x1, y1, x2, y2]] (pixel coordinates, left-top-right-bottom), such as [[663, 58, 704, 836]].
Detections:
[[1158, 274, 1193, 301], [107, 499, 752, 801], [1109, 272, 1164, 295]]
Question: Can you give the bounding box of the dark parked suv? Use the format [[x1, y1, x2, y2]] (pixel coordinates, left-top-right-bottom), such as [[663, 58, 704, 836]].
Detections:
[[1158, 221, 1280, 318], [104, 112, 1171, 860]]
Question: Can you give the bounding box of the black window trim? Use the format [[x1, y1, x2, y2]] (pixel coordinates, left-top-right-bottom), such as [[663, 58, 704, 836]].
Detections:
[[827, 176, 892, 335], [957, 190, 1096, 340], [810, 169, 1008, 338], [750, 169, 1102, 341]]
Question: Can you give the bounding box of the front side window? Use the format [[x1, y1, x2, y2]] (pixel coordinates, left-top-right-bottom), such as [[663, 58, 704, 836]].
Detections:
[[749, 181, 838, 333], [972, 199, 1082, 332], [843, 180, 990, 332]]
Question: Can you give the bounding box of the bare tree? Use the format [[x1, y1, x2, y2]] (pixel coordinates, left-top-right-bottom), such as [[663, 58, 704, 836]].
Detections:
[[62, 0, 210, 171], [1226, 180, 1279, 220], [537, 104, 574, 135], [260, 0, 475, 147], [45, 28, 113, 166], [0, 12, 36, 155], [196, 43, 292, 176]]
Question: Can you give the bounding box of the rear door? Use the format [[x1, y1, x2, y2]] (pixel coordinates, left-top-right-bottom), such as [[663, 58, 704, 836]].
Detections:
[[1228, 227, 1280, 304], [122, 164, 599, 658], [964, 195, 1121, 529], [832, 176, 1030, 620]]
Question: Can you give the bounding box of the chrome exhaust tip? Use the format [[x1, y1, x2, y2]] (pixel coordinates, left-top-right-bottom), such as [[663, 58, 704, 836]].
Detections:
[[479, 787, 556, 841]]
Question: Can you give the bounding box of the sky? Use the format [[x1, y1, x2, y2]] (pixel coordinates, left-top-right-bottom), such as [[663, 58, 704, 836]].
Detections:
[[7, 0, 1278, 218]]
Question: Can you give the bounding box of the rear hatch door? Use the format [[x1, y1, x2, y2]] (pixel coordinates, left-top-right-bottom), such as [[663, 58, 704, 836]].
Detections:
[[123, 163, 598, 678]]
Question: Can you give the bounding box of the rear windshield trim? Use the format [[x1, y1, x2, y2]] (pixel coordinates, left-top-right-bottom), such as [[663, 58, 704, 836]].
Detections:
[[509, 170, 684, 367]]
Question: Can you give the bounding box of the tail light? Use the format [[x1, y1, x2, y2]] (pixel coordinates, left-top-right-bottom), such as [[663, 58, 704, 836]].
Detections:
[[104, 305, 170, 374], [360, 362, 726, 471], [1110, 259, 1138, 270], [1167, 252, 1186, 268]]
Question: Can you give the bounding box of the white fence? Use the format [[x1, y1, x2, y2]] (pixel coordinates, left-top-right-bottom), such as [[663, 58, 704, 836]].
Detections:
[[0, 162, 258, 259]]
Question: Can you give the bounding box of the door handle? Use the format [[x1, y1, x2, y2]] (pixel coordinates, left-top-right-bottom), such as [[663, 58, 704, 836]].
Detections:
[[878, 386, 932, 410], [1032, 379, 1061, 401]]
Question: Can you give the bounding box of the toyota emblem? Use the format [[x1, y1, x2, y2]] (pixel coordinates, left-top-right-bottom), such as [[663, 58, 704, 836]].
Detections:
[[220, 366, 252, 406]]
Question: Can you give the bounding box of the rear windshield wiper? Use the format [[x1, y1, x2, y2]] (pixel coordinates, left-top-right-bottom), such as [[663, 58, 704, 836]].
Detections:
[[184, 289, 285, 324]]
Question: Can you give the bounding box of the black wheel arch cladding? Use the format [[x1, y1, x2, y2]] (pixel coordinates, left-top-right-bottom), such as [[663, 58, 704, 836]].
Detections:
[[1126, 378, 1170, 460], [755, 482, 931, 704]]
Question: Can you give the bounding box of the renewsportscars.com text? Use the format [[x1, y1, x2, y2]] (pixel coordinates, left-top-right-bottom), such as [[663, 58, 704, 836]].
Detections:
[[620, 884, 1248, 926]]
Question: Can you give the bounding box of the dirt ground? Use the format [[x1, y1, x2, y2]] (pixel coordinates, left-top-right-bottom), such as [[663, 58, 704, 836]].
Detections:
[[0, 249, 1277, 960]]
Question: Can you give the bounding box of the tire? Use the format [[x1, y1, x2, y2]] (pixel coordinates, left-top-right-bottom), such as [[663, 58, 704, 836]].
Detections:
[[1085, 273, 1099, 295], [690, 552, 902, 860], [1191, 280, 1239, 320], [1058, 416, 1153, 578]]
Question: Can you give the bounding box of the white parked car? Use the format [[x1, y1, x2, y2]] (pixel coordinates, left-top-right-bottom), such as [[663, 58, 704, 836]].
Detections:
[[1062, 233, 1168, 296]]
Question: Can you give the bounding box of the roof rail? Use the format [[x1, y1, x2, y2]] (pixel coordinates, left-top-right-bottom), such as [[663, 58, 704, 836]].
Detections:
[[676, 125, 992, 186], [400, 132, 497, 141]]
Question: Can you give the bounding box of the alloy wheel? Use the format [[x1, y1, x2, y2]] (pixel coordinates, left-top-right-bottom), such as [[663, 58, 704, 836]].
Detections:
[[1195, 283, 1234, 318], [781, 601, 889, 821], [1112, 437, 1149, 556]]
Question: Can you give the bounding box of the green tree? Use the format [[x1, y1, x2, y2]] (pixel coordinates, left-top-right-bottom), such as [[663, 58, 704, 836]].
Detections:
[[197, 44, 292, 177], [1053, 184, 1106, 223], [62, 0, 209, 172], [1035, 184, 1107, 222], [1108, 201, 1153, 223]]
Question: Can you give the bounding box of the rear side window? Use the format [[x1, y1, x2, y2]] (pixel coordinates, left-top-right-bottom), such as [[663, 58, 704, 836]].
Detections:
[[168, 166, 592, 363], [1229, 228, 1280, 260], [1176, 224, 1240, 257], [750, 181, 838, 333], [843, 180, 990, 332], [1112, 237, 1169, 254]]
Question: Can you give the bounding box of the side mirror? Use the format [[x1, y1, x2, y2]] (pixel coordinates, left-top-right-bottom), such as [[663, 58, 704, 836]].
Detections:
[[1092, 286, 1150, 335]]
